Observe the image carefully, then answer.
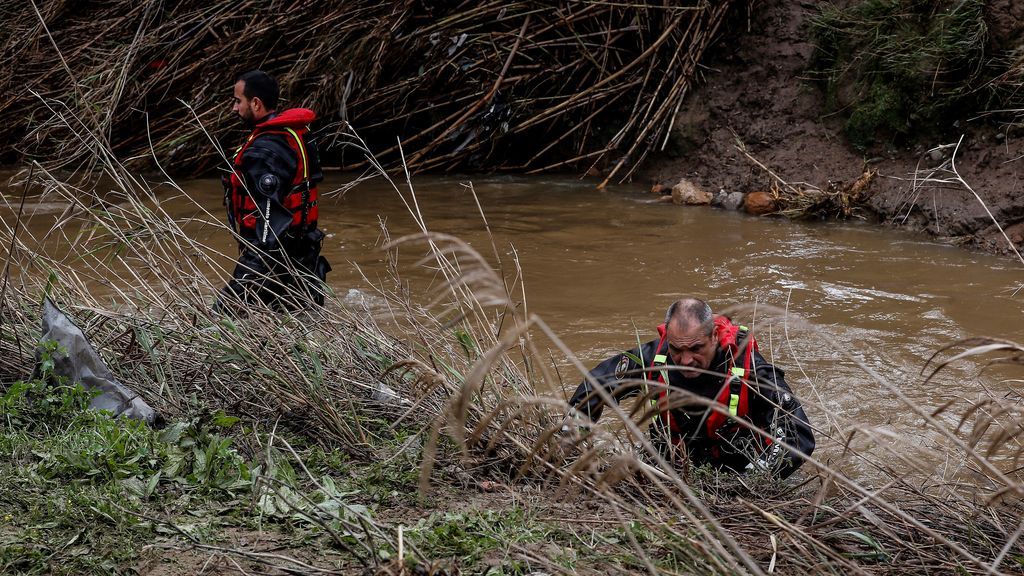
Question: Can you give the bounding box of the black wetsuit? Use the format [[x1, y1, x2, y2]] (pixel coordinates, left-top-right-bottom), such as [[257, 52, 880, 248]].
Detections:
[[219, 110, 329, 312], [569, 334, 815, 478]]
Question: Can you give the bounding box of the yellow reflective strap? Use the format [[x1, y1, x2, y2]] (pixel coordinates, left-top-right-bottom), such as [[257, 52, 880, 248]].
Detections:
[[731, 367, 745, 378], [283, 127, 309, 179], [729, 393, 739, 417], [652, 354, 669, 383], [740, 325, 748, 331]]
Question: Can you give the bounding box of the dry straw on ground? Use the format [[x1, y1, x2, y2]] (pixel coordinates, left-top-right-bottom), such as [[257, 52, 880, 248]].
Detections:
[[2, 113, 1023, 572]]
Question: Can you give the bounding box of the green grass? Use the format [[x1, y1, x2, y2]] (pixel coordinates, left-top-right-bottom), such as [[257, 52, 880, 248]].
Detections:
[[0, 372, 346, 574], [406, 508, 543, 570], [809, 0, 998, 151], [0, 364, 533, 574], [0, 384, 597, 575]]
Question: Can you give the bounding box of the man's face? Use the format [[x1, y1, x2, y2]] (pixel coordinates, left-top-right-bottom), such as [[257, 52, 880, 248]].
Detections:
[[232, 80, 258, 128], [665, 318, 717, 378]]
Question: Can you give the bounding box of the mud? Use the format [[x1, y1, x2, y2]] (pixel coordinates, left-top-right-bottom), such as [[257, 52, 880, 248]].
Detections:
[[646, 0, 1024, 259]]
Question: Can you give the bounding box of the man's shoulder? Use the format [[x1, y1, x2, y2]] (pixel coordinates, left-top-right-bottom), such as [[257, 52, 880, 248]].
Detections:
[[239, 133, 299, 178], [253, 108, 316, 132], [244, 132, 297, 158]]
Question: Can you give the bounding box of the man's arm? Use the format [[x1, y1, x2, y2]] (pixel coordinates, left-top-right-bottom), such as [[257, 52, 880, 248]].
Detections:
[[238, 136, 298, 251], [568, 340, 659, 422], [221, 136, 299, 306], [747, 350, 815, 478]]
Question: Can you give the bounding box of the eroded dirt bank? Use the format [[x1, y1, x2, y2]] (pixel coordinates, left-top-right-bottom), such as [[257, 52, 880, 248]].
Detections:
[[646, 0, 1024, 257]]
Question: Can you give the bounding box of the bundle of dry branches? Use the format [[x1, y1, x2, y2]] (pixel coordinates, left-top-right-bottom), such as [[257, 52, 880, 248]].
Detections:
[[732, 132, 878, 220], [2, 1, 736, 183]]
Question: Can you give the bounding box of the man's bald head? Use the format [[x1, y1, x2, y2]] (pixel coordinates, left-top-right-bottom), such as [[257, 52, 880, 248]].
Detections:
[[665, 298, 714, 336]]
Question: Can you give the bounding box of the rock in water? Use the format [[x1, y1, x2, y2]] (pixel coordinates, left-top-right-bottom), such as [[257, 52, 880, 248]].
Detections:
[[723, 191, 745, 211], [744, 191, 777, 215], [37, 298, 160, 425], [671, 178, 712, 205]]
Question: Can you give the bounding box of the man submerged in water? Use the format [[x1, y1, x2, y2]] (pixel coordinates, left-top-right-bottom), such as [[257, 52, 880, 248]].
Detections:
[[568, 297, 815, 477]]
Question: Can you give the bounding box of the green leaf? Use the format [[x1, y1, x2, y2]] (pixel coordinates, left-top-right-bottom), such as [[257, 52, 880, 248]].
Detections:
[[145, 471, 161, 499], [158, 422, 187, 445], [455, 328, 476, 358], [210, 411, 240, 429], [120, 477, 146, 498]]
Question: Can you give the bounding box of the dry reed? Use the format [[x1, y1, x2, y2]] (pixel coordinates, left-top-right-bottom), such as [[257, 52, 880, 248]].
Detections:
[[3, 1, 737, 184], [1, 101, 1023, 575]]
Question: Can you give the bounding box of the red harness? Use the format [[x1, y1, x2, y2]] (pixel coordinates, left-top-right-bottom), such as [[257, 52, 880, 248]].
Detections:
[[226, 108, 319, 237], [650, 315, 759, 448]]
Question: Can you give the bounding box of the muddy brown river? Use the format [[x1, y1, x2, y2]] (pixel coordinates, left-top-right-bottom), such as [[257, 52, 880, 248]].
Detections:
[[4, 173, 1022, 476]]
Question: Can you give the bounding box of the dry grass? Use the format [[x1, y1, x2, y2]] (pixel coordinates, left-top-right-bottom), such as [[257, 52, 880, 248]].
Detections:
[[2, 106, 1023, 574], [889, 136, 1024, 269]]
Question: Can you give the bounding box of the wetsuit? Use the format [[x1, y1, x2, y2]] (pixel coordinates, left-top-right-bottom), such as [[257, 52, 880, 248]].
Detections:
[[569, 326, 815, 478], [219, 108, 330, 312]]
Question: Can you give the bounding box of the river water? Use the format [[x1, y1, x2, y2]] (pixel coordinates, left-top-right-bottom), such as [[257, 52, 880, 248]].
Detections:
[[4, 173, 1022, 476]]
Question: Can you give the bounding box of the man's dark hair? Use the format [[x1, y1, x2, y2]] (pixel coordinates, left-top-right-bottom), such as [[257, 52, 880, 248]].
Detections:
[[237, 70, 279, 110], [665, 298, 714, 336]]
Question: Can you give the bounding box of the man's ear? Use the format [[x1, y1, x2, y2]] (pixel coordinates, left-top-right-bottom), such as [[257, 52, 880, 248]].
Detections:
[[250, 96, 265, 113]]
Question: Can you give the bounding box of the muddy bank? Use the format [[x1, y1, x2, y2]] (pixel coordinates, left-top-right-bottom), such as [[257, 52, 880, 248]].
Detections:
[[646, 0, 1024, 258]]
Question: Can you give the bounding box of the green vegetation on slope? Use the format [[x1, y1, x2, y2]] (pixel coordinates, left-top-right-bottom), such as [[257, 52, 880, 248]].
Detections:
[[809, 0, 1020, 151], [0, 368, 712, 575]]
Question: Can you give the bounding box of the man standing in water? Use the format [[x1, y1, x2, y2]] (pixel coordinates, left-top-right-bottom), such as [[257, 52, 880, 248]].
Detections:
[[218, 70, 330, 313], [568, 298, 815, 478]]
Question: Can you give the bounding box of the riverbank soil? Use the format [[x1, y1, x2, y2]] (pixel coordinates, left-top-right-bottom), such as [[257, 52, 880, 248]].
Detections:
[[647, 0, 1024, 257]]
